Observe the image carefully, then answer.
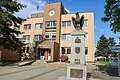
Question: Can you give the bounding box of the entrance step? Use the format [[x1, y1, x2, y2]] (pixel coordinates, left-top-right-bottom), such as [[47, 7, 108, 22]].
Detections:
[[31, 60, 47, 66], [18, 60, 35, 66]]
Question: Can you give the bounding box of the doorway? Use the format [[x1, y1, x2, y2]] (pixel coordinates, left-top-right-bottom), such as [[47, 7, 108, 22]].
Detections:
[[39, 48, 51, 60]]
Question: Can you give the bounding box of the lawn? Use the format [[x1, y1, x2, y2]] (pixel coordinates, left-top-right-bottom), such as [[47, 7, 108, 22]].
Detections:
[[100, 61, 109, 65]]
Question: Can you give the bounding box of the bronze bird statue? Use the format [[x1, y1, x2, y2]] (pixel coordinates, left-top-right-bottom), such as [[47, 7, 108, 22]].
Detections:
[[72, 12, 84, 30]]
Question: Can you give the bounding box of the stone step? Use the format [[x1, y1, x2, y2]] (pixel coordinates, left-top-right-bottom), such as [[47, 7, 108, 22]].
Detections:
[[18, 60, 35, 66]]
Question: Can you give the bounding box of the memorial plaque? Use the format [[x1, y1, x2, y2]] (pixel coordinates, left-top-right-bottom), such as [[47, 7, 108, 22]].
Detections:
[[75, 47, 80, 54], [70, 69, 83, 78], [75, 37, 81, 43]]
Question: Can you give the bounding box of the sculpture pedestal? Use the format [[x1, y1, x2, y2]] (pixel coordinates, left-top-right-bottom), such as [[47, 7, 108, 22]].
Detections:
[[67, 64, 87, 80]]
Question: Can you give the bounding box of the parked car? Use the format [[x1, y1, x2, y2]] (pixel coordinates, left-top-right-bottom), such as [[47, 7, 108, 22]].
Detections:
[[59, 55, 68, 62]]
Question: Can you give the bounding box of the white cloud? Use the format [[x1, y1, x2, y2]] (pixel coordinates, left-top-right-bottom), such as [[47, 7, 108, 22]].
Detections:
[[16, 0, 45, 18]]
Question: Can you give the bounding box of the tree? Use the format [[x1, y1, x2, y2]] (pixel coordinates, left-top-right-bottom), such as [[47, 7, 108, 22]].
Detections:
[[102, 0, 120, 33], [95, 35, 116, 58], [0, 0, 26, 53], [108, 37, 116, 46], [95, 35, 109, 57]]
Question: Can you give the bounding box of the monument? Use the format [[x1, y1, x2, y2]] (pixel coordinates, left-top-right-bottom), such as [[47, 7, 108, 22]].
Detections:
[[58, 12, 87, 80]]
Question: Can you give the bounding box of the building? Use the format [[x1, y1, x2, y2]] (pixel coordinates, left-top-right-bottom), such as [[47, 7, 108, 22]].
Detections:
[[20, 2, 94, 62]]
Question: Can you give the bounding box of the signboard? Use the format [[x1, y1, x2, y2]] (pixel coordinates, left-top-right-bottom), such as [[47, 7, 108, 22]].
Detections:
[[38, 44, 51, 48]]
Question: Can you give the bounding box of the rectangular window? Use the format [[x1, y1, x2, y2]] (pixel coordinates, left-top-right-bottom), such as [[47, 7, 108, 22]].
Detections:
[[35, 23, 42, 29], [62, 34, 71, 40], [61, 47, 71, 54], [85, 47, 88, 55], [62, 47, 65, 54], [24, 24, 31, 30], [46, 21, 57, 29], [67, 21, 71, 26], [45, 32, 56, 40], [85, 33, 88, 39], [34, 35, 42, 41], [84, 19, 88, 26], [67, 47, 71, 54], [23, 35, 30, 41], [62, 21, 71, 27], [62, 21, 66, 27]]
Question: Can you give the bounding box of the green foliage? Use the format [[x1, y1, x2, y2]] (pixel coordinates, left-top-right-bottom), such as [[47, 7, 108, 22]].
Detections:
[[102, 0, 120, 33], [95, 35, 116, 57], [0, 0, 26, 53]]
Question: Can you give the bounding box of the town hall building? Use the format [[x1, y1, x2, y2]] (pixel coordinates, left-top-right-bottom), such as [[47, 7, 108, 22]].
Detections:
[[20, 2, 95, 62]]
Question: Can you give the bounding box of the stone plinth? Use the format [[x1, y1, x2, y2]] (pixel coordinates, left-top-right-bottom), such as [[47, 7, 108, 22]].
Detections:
[[70, 30, 85, 65], [66, 29, 86, 80], [67, 64, 86, 80]]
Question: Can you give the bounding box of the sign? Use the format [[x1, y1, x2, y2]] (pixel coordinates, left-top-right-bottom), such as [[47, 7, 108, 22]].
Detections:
[[38, 44, 51, 48]]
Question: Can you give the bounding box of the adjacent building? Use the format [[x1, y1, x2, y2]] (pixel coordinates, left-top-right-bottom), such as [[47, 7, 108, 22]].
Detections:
[[20, 2, 95, 62]]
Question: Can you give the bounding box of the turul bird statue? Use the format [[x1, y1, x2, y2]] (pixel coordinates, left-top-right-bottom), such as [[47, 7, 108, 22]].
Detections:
[[72, 12, 84, 30]]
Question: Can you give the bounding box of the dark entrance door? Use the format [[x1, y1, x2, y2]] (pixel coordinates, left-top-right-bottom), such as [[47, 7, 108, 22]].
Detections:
[[39, 48, 51, 60]]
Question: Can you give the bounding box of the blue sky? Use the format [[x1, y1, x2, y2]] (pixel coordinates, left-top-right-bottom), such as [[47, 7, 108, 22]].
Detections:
[[17, 0, 120, 46]]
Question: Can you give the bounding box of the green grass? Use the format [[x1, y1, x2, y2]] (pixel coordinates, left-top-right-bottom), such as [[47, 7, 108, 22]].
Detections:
[[100, 61, 109, 65]]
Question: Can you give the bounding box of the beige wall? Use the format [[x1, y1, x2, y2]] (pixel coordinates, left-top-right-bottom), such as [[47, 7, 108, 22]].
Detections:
[[60, 12, 94, 62], [20, 18, 43, 43]]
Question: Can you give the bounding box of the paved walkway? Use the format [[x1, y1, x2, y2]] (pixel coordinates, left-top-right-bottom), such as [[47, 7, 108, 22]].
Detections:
[[0, 62, 67, 80], [0, 62, 120, 80]]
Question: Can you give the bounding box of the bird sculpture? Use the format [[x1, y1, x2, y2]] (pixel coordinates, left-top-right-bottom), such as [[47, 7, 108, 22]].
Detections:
[[72, 12, 84, 30]]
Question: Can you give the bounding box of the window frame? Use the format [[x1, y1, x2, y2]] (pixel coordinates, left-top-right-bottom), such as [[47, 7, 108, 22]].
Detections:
[[62, 21, 71, 27], [62, 34, 71, 40], [34, 35, 42, 41], [23, 35, 30, 41], [84, 19, 88, 26], [24, 24, 31, 30], [35, 23, 43, 29]]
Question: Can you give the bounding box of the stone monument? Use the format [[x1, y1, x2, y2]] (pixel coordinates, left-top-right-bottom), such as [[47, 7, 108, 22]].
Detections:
[[58, 12, 87, 80]]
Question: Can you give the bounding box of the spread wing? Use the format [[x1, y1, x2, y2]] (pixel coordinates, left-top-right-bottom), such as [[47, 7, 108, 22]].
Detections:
[[72, 17, 77, 29], [80, 15, 84, 28]]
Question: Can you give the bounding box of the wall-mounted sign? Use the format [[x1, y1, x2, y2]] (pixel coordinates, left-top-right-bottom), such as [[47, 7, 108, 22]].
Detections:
[[75, 37, 81, 43], [38, 44, 51, 48]]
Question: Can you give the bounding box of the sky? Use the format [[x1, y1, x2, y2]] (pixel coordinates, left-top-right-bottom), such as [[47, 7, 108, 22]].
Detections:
[[16, 0, 120, 46]]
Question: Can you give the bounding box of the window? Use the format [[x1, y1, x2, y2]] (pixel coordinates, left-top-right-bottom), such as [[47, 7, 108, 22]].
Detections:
[[85, 33, 88, 39], [24, 24, 31, 30], [85, 47, 88, 55], [62, 34, 71, 40], [62, 21, 71, 27], [46, 21, 57, 29], [67, 47, 71, 54], [34, 35, 42, 41], [84, 19, 88, 26], [62, 47, 65, 54], [23, 35, 30, 41], [61, 47, 71, 54], [35, 23, 42, 29], [45, 32, 56, 40]]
